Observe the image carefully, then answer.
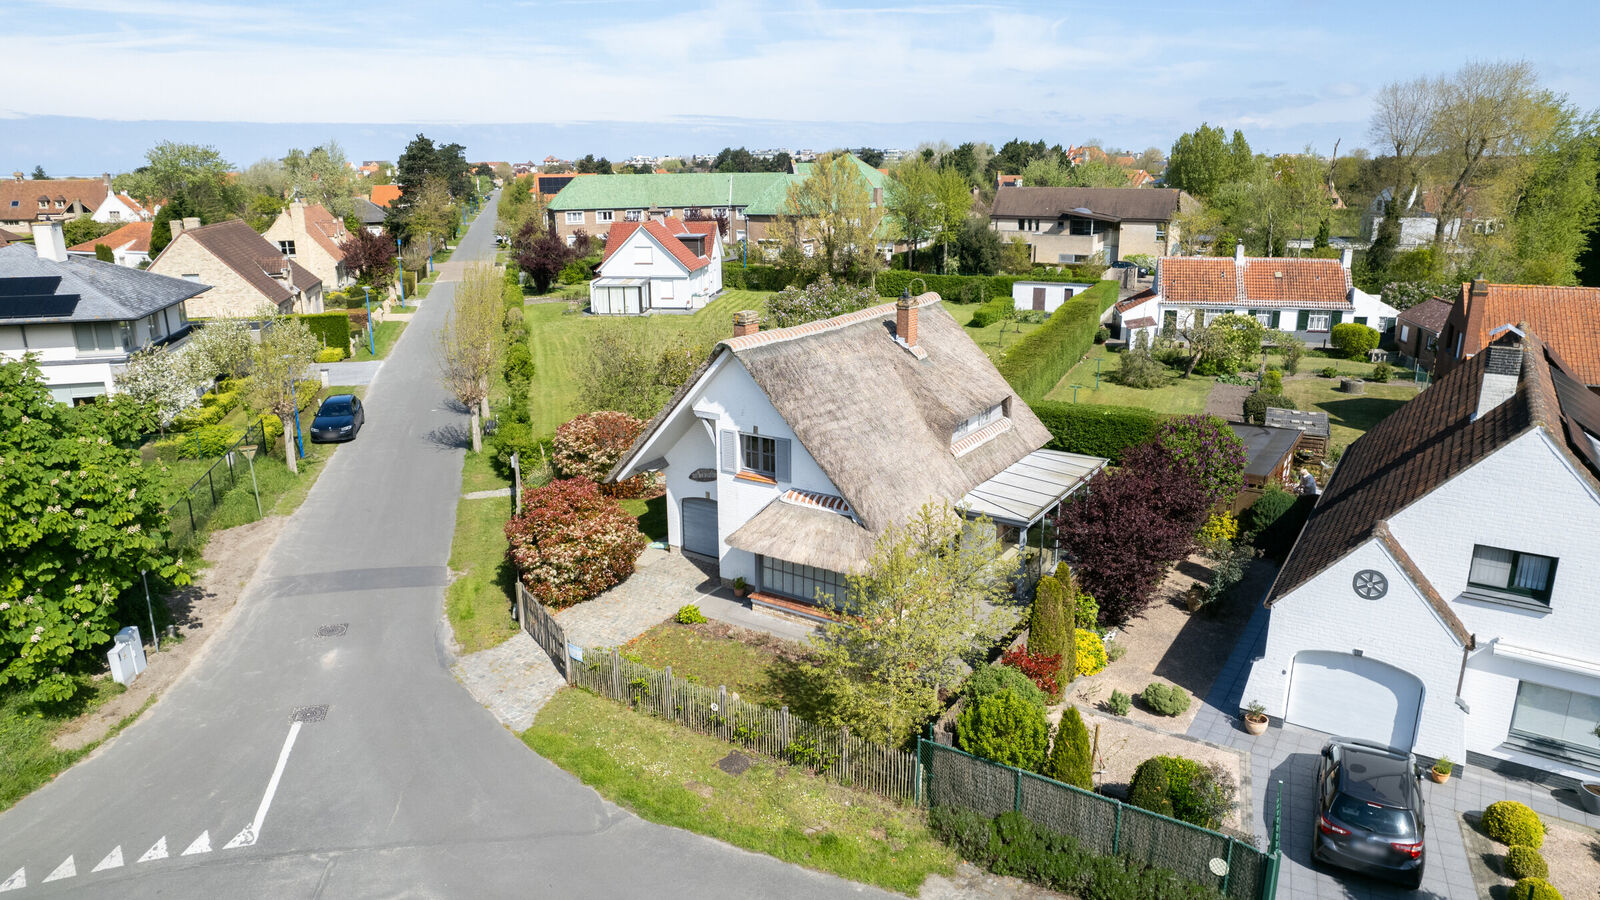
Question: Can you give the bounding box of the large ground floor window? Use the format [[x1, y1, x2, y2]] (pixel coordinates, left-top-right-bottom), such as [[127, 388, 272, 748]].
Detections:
[[758, 555, 848, 609], [1508, 681, 1600, 762]]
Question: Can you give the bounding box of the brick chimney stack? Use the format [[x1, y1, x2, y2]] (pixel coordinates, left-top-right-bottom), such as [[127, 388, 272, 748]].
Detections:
[[732, 309, 761, 337], [1473, 328, 1523, 421], [896, 291, 919, 348]]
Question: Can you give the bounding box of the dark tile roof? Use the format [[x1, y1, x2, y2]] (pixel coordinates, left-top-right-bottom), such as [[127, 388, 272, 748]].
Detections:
[[1397, 296, 1451, 333], [1228, 423, 1301, 479], [990, 187, 1188, 222], [1270, 330, 1599, 604], [352, 197, 386, 225], [0, 243, 207, 323], [178, 220, 321, 304]]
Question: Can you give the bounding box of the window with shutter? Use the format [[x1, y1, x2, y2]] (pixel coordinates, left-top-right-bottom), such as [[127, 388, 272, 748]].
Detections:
[[1297, 310, 1310, 331], [774, 439, 791, 482], [719, 430, 737, 473]]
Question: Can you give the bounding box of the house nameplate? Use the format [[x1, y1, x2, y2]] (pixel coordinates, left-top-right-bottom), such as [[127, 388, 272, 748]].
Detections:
[[689, 468, 717, 482]]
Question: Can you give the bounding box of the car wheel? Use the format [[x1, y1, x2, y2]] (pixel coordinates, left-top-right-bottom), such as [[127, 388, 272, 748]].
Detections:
[[1402, 872, 1423, 891]]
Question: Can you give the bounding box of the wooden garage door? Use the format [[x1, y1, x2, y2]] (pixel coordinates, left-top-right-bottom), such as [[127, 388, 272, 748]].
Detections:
[[1286, 651, 1424, 750], [680, 498, 718, 558]]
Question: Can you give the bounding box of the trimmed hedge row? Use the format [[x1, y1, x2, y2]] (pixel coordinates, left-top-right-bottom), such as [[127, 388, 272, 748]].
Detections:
[[720, 263, 795, 292], [997, 281, 1120, 401], [875, 268, 1106, 302], [968, 294, 1016, 328], [297, 312, 352, 353], [1031, 402, 1167, 463]]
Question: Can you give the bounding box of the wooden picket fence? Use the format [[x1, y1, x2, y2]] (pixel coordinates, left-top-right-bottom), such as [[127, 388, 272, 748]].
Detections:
[[569, 647, 921, 802], [514, 582, 570, 679]]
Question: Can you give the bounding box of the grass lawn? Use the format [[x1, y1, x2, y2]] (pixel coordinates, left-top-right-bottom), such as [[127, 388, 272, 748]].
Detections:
[[619, 495, 667, 543], [445, 492, 518, 654], [0, 679, 151, 813], [461, 450, 512, 494], [1283, 377, 1420, 454], [522, 688, 954, 894], [524, 290, 774, 441], [623, 621, 801, 706], [1042, 344, 1216, 412], [941, 300, 1045, 363], [350, 320, 407, 362]]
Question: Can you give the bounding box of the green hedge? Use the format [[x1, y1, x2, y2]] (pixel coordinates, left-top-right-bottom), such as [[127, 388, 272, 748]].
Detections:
[[720, 263, 794, 292], [968, 294, 1015, 328], [876, 269, 1105, 302], [1030, 402, 1166, 463], [297, 312, 352, 352], [996, 281, 1118, 401]]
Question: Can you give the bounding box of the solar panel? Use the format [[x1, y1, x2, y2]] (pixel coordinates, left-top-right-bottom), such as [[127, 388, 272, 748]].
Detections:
[[0, 294, 80, 318], [0, 276, 63, 297]]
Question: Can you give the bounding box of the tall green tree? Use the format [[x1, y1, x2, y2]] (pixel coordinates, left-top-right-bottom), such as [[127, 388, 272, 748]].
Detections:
[[1495, 107, 1600, 284], [1165, 124, 1252, 200], [885, 159, 939, 270], [772, 152, 885, 284], [247, 317, 321, 473], [283, 141, 358, 219], [0, 356, 186, 701], [30, 165, 46, 180], [389, 134, 470, 236], [119, 141, 241, 224]]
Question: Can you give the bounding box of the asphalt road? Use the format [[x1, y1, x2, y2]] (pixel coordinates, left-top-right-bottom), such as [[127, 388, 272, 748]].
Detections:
[[0, 194, 888, 899]]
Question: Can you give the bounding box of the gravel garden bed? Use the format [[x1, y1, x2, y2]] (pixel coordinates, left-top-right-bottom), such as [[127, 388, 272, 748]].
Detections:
[[1461, 811, 1600, 900]]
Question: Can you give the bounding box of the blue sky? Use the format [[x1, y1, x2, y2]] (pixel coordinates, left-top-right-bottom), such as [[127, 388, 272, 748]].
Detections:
[[4, 0, 1596, 173]]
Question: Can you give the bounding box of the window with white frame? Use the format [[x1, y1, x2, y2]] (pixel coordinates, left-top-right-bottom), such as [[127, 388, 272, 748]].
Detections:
[[277, 240, 296, 257], [1509, 682, 1600, 760], [1203, 310, 1223, 326], [1400, 324, 1411, 342], [1017, 218, 1040, 232], [1468, 545, 1556, 604], [564, 211, 584, 225], [596, 210, 614, 223], [759, 555, 848, 608], [1307, 313, 1331, 331], [1254, 311, 1273, 327], [952, 402, 1005, 442], [624, 209, 643, 222], [1155, 224, 1168, 241]]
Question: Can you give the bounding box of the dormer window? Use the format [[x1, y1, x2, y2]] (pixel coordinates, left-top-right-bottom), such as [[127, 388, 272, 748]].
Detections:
[[278, 240, 296, 257], [37, 197, 48, 209], [953, 402, 1006, 442]]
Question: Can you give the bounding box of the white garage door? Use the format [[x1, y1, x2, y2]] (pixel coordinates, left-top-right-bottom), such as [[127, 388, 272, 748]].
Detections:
[[1286, 652, 1424, 750], [680, 498, 718, 558]]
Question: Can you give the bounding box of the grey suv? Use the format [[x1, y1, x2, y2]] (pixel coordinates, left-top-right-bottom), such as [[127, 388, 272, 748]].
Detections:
[[1312, 738, 1426, 889]]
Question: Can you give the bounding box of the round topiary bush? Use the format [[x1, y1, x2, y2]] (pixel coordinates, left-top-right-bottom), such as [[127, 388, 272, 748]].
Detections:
[[965, 662, 1047, 711], [1140, 681, 1191, 716], [1508, 877, 1562, 900], [956, 688, 1049, 772], [1483, 800, 1546, 849], [1128, 758, 1173, 816], [1503, 845, 1550, 881]]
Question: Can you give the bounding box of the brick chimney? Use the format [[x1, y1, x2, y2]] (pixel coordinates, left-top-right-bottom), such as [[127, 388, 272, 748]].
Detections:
[[1234, 240, 1246, 264], [31, 222, 67, 262], [732, 309, 761, 337], [183, 217, 200, 233], [1473, 329, 1523, 421], [896, 291, 919, 348]]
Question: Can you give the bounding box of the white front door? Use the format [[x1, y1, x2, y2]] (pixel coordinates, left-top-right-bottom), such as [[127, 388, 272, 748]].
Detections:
[[1286, 651, 1424, 750]]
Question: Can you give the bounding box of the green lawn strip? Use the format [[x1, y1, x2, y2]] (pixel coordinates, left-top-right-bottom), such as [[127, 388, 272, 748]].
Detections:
[[1283, 379, 1419, 454], [1042, 344, 1215, 412], [622, 621, 796, 706], [0, 679, 121, 812], [461, 450, 512, 494], [524, 290, 774, 441], [446, 493, 518, 654], [350, 320, 407, 362], [941, 300, 1045, 363], [522, 688, 954, 894], [618, 495, 667, 543]]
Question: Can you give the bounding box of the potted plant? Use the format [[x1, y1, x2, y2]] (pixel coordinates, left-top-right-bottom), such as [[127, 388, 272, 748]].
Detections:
[[1429, 756, 1454, 784], [1581, 725, 1600, 814], [732, 576, 749, 598], [1242, 700, 1269, 735]]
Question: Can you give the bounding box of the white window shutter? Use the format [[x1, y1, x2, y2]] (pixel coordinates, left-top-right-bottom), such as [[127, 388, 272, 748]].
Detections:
[[775, 438, 791, 483], [720, 430, 737, 473]]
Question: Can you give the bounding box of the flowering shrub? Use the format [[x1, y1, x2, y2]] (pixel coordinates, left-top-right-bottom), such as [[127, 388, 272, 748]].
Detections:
[[551, 411, 650, 497], [1074, 629, 1107, 677], [1198, 512, 1239, 555], [764, 276, 879, 329], [1154, 415, 1248, 509], [1000, 644, 1061, 698], [504, 478, 647, 609]]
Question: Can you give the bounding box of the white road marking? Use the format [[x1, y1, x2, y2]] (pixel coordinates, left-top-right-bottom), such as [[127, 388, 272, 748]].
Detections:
[[137, 837, 167, 863], [42, 857, 74, 883], [91, 846, 123, 873], [181, 831, 211, 856], [226, 720, 302, 850], [0, 868, 23, 892]]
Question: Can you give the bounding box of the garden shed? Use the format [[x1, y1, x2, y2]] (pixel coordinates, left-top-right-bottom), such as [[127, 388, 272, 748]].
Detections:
[[1011, 281, 1093, 314], [1263, 408, 1330, 457]]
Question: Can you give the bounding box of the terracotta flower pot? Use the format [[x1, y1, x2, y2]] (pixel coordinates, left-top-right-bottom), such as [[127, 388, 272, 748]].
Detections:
[[1243, 714, 1268, 736], [1428, 768, 1450, 784]]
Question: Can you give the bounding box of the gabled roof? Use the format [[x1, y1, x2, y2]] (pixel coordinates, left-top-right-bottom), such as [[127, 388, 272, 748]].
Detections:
[[599, 218, 712, 272], [0, 243, 207, 323], [1397, 296, 1451, 334], [614, 294, 1052, 543], [168, 220, 321, 304], [69, 221, 153, 255], [298, 204, 349, 261], [0, 178, 109, 220], [352, 196, 386, 225], [549, 172, 790, 212], [1159, 256, 1352, 309], [1270, 330, 1600, 604], [991, 186, 1187, 222], [369, 185, 401, 208], [1447, 282, 1600, 385]]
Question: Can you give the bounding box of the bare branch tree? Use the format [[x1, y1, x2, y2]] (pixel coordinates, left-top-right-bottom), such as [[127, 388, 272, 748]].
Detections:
[[437, 263, 503, 451], [1426, 59, 1547, 247], [1369, 76, 1440, 201], [247, 316, 321, 473]]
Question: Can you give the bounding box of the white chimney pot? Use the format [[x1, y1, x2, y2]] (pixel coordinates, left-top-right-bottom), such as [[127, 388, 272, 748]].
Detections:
[[31, 222, 68, 263]]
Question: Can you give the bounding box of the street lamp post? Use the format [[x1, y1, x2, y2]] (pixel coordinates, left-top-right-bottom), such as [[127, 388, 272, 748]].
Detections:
[[362, 286, 375, 355]]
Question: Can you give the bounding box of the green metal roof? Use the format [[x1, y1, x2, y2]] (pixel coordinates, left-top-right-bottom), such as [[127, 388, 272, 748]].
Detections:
[[547, 172, 789, 211]]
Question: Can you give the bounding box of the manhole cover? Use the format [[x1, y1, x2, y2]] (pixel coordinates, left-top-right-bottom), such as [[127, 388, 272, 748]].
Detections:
[[316, 623, 348, 638], [715, 751, 751, 776], [290, 705, 329, 723]]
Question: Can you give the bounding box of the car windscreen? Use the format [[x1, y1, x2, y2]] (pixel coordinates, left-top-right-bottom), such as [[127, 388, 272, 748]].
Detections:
[[320, 401, 353, 416], [1330, 795, 1414, 836]]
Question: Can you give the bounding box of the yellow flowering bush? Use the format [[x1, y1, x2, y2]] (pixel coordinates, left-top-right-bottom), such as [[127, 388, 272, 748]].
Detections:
[[1198, 512, 1239, 554], [1075, 629, 1108, 677]]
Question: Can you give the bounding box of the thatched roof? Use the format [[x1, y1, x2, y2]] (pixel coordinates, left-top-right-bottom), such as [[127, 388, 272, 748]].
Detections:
[[726, 499, 878, 573]]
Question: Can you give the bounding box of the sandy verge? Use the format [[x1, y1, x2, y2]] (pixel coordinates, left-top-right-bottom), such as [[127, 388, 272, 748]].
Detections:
[[52, 515, 288, 751]]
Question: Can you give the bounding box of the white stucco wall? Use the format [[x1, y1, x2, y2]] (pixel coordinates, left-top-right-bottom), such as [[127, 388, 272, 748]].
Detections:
[[595, 228, 721, 312], [1011, 282, 1091, 313], [0, 303, 189, 400]]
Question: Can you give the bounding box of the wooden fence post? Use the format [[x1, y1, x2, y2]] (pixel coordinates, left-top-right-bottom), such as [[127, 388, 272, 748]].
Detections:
[[779, 705, 791, 749], [717, 685, 728, 738], [663, 665, 673, 718], [839, 727, 850, 783], [611, 647, 623, 699]]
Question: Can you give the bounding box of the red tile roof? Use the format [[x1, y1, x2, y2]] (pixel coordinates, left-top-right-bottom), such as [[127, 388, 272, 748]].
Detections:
[[0, 177, 109, 222], [1159, 256, 1351, 309], [369, 185, 401, 208], [599, 218, 710, 272], [1444, 282, 1600, 385], [68, 221, 153, 254], [299, 204, 348, 261]]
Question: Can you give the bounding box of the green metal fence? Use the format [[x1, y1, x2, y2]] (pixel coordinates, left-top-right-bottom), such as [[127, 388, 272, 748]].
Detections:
[[163, 417, 274, 548], [919, 740, 1281, 900]]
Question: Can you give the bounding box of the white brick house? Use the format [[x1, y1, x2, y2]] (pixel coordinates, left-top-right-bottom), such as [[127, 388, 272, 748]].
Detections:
[[1242, 327, 1600, 781], [588, 218, 721, 315]]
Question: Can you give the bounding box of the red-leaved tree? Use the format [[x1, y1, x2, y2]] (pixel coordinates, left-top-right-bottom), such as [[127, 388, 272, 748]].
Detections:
[[552, 411, 650, 496], [338, 228, 398, 286], [1055, 443, 1211, 625], [514, 220, 576, 294], [505, 479, 646, 609]]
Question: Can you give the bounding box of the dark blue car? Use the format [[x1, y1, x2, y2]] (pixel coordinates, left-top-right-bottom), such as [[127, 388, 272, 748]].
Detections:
[[309, 394, 366, 443], [1313, 738, 1427, 889]]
